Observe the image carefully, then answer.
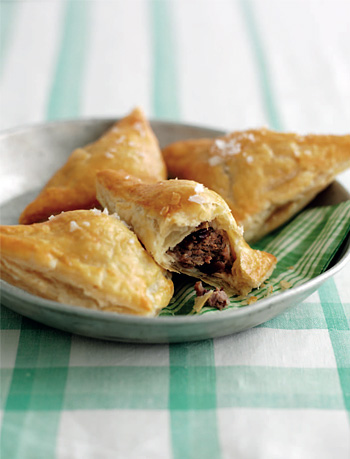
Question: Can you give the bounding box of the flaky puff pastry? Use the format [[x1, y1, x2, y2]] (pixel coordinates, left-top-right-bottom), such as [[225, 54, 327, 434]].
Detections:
[[96, 170, 276, 296], [19, 108, 167, 225], [162, 129, 350, 242], [1, 210, 174, 316]]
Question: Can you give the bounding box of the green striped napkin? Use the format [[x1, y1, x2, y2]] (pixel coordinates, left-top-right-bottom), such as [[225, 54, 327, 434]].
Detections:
[[160, 201, 350, 316]]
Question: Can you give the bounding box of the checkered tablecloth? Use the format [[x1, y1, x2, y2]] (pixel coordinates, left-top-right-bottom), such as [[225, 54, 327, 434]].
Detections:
[[1, 1, 349, 458]]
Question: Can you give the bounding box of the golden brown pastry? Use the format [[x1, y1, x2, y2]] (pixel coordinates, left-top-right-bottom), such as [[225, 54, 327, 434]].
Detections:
[[19, 107, 167, 224], [96, 170, 277, 296], [1, 210, 174, 316], [162, 129, 350, 242]]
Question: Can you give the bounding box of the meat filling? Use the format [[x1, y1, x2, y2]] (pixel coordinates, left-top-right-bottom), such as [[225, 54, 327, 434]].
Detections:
[[168, 223, 234, 274], [194, 281, 229, 310]]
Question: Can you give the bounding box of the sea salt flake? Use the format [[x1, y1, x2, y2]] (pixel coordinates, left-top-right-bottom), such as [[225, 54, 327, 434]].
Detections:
[[133, 122, 145, 137], [214, 139, 226, 150], [246, 155, 254, 163], [226, 140, 241, 155], [48, 215, 55, 221], [122, 220, 132, 230], [103, 208, 109, 215], [194, 183, 204, 193], [246, 133, 256, 142], [188, 194, 207, 204], [115, 135, 126, 144], [90, 208, 102, 215], [105, 152, 114, 159], [129, 239, 135, 244], [208, 156, 223, 166], [48, 258, 57, 269], [69, 221, 81, 232], [82, 221, 90, 227], [212, 138, 241, 156]]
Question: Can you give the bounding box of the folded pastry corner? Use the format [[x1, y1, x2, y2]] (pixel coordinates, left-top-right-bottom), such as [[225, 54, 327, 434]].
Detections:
[[162, 129, 350, 242], [1, 210, 174, 316], [19, 107, 167, 225], [96, 170, 277, 296]]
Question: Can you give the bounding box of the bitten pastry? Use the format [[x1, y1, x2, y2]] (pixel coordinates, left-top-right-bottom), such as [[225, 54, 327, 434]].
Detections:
[[96, 170, 277, 296], [19, 107, 167, 224], [0, 210, 174, 316], [162, 129, 350, 242]]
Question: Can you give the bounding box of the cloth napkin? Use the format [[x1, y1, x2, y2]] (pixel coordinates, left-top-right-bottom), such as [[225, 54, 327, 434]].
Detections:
[[161, 201, 350, 316]]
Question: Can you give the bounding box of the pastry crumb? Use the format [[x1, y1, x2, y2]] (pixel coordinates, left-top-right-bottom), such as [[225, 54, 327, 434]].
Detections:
[[280, 280, 293, 290], [243, 296, 258, 305], [193, 291, 213, 313], [288, 266, 294, 270]]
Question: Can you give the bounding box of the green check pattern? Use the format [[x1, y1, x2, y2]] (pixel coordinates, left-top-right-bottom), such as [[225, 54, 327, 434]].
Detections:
[[1, 195, 349, 459], [1, 0, 350, 458]]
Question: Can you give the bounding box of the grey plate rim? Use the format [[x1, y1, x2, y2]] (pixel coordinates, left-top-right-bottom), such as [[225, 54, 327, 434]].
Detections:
[[0, 116, 225, 141], [0, 118, 349, 341]]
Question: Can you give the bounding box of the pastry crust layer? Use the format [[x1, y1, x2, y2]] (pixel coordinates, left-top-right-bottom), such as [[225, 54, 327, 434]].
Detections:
[[1, 210, 174, 316], [19, 108, 167, 224], [96, 170, 277, 296], [162, 129, 350, 242]]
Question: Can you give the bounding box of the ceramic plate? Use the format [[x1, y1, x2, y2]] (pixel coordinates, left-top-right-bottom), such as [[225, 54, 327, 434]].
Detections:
[[1, 119, 349, 343]]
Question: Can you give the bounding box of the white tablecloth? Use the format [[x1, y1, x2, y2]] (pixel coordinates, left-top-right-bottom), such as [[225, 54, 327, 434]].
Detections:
[[1, 1, 349, 458]]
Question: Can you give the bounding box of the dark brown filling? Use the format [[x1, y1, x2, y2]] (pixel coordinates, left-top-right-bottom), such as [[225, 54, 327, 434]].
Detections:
[[194, 281, 229, 310], [168, 223, 233, 274]]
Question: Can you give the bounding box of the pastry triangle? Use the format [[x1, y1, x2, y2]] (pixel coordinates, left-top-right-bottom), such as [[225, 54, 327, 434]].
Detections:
[[96, 170, 277, 296], [1, 210, 174, 316], [19, 108, 167, 224], [162, 129, 350, 242]]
